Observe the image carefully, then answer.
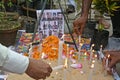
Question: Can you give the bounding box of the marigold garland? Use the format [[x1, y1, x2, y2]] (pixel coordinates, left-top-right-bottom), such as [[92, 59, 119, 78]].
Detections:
[[41, 35, 59, 60]]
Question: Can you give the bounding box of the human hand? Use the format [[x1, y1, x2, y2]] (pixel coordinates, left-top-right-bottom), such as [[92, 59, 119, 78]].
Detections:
[[104, 51, 120, 68], [25, 58, 52, 80], [73, 16, 88, 35]]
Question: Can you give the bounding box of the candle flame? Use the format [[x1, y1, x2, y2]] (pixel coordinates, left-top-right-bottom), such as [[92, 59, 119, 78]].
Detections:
[[90, 64, 94, 69], [108, 54, 110, 58], [92, 60, 95, 63], [80, 43, 83, 46], [100, 45, 103, 48], [92, 50, 95, 52], [67, 44, 69, 47], [95, 54, 97, 58], [92, 44, 95, 47], [84, 52, 87, 56]]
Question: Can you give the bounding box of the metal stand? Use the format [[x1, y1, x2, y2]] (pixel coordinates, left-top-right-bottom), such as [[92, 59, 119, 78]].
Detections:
[[32, 0, 78, 51]]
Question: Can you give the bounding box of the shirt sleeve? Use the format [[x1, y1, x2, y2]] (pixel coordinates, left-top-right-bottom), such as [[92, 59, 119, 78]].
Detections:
[[0, 44, 29, 74]]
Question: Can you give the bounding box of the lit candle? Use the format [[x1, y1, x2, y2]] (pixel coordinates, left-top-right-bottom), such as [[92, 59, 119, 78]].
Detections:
[[66, 44, 70, 66], [63, 57, 68, 80], [100, 45, 103, 52], [88, 63, 94, 80], [28, 43, 32, 57], [58, 40, 64, 65], [99, 45, 103, 61], [104, 54, 110, 76], [83, 52, 87, 73], [70, 50, 76, 63], [78, 35, 82, 62], [89, 44, 95, 64], [90, 44, 95, 51], [89, 50, 94, 64], [39, 43, 42, 51], [105, 54, 110, 69]]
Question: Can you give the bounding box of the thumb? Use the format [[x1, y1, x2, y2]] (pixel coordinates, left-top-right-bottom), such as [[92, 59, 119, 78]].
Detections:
[[73, 23, 79, 35]]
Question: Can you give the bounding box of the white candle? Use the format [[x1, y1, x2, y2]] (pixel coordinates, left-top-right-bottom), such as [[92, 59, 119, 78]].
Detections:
[[90, 44, 94, 51], [89, 44, 94, 64], [28, 43, 32, 58], [66, 44, 70, 67], [83, 52, 87, 72], [78, 35, 81, 62], [52, 65, 64, 70], [64, 68, 67, 80], [94, 54, 97, 73], [58, 40, 64, 65], [100, 45, 103, 52], [39, 43, 42, 52], [63, 58, 68, 80], [99, 45, 103, 61], [104, 54, 110, 76], [79, 35, 81, 52], [88, 63, 94, 80], [105, 54, 110, 68], [89, 50, 94, 64]]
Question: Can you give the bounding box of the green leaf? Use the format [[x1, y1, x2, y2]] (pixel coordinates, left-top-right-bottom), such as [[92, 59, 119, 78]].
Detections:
[[7, 1, 13, 7]]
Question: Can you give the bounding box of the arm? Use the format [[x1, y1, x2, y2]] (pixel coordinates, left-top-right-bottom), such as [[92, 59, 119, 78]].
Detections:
[[0, 43, 52, 79], [73, 0, 93, 35], [0, 43, 29, 74], [81, 0, 93, 19], [106, 51, 120, 68]]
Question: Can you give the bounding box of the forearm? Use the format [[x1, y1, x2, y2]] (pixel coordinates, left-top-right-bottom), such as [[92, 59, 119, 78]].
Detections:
[[0, 44, 29, 74], [81, 0, 93, 18]]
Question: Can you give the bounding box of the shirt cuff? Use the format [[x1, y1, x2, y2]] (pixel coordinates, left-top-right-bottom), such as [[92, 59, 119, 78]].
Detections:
[[2, 49, 29, 74]]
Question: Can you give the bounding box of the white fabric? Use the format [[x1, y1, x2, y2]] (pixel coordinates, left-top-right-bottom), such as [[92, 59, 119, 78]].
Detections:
[[0, 44, 8, 66], [0, 44, 29, 74]]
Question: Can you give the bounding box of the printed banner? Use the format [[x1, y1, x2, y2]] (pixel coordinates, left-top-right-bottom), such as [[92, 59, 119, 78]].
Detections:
[[36, 9, 64, 41]]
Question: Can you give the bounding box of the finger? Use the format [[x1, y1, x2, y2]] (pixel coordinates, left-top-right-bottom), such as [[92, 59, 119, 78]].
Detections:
[[44, 69, 51, 77], [73, 22, 79, 35], [74, 27, 79, 35], [109, 59, 117, 68], [48, 66, 52, 73], [79, 25, 84, 35], [35, 73, 46, 80], [46, 72, 51, 77]]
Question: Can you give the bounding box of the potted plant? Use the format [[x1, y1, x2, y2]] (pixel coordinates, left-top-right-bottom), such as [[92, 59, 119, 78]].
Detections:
[[93, 0, 120, 30], [90, 0, 120, 50], [0, 0, 21, 47]]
